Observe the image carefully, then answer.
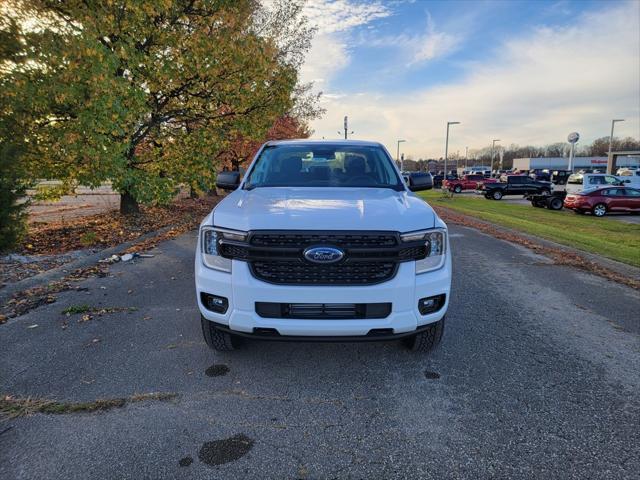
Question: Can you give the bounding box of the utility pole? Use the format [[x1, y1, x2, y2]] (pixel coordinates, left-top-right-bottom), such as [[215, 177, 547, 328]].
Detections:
[[608, 118, 624, 173], [491, 139, 501, 173], [338, 116, 354, 139], [465, 146, 468, 169], [444, 121, 460, 177], [397, 139, 406, 171]]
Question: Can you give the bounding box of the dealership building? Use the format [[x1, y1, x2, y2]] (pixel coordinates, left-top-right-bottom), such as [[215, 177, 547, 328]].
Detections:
[[512, 155, 640, 172]]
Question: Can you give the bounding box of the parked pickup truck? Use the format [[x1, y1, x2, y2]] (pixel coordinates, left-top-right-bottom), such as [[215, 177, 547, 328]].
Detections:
[[443, 174, 497, 193], [481, 175, 551, 200], [196, 140, 451, 353]]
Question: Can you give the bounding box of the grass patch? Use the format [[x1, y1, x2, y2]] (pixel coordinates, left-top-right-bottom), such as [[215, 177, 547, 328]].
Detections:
[[419, 190, 640, 267], [61, 304, 92, 315], [1, 392, 177, 419], [61, 305, 138, 316]]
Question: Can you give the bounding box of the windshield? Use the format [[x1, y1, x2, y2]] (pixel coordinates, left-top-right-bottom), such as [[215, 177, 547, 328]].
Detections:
[[244, 144, 404, 190]]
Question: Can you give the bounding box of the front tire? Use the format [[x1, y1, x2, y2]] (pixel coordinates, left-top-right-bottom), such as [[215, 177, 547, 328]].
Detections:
[[592, 203, 607, 217], [492, 190, 503, 200], [403, 318, 445, 353], [201, 315, 240, 351], [549, 197, 563, 210], [454, 185, 462, 193]]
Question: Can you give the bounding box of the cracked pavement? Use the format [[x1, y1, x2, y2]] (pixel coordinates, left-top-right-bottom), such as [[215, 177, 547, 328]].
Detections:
[[1, 225, 639, 479]]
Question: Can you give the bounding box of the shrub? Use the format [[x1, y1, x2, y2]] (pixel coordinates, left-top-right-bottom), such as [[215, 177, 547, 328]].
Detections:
[[0, 142, 29, 253]]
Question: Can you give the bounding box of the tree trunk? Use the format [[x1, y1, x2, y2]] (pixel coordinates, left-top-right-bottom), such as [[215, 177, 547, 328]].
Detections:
[[120, 191, 140, 215], [189, 183, 198, 199]]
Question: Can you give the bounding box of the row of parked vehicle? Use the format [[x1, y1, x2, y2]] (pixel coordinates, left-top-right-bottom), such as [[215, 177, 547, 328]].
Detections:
[[404, 167, 640, 217]]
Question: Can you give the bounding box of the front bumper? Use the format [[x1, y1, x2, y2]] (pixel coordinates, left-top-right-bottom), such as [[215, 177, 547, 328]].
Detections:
[[195, 251, 451, 338]]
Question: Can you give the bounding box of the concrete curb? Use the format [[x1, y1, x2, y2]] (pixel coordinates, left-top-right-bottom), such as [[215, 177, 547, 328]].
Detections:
[[437, 206, 640, 283], [0, 226, 173, 305]]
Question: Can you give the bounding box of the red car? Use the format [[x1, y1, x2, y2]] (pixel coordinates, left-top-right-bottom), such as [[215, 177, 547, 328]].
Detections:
[[444, 174, 497, 193], [564, 187, 640, 217]]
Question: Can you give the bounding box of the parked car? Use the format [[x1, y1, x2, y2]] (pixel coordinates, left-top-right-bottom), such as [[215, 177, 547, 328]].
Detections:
[[617, 167, 638, 176], [432, 172, 457, 188], [567, 169, 596, 184], [403, 171, 434, 190], [198, 140, 451, 353], [481, 175, 551, 200], [549, 170, 573, 186], [529, 169, 551, 182], [499, 171, 526, 182], [444, 174, 497, 193], [565, 173, 626, 194], [564, 186, 640, 216]]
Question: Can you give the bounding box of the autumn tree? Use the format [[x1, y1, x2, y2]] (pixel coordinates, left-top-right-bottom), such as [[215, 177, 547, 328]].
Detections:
[[218, 113, 314, 172], [4, 0, 317, 214], [584, 136, 640, 156], [0, 13, 30, 251]]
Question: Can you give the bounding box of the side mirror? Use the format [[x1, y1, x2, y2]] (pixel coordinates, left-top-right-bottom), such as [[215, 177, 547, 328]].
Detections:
[[408, 173, 433, 192], [216, 171, 241, 191]]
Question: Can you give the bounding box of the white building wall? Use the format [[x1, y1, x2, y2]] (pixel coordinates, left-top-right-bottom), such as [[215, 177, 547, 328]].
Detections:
[[512, 156, 640, 170]]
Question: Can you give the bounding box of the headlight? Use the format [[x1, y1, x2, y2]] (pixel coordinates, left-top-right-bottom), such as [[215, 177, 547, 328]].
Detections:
[[401, 228, 447, 274], [200, 226, 232, 272]]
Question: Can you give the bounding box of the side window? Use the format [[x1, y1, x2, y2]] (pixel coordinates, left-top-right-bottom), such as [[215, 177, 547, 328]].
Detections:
[[588, 176, 603, 185], [604, 176, 618, 185], [509, 176, 522, 184], [625, 189, 640, 197]]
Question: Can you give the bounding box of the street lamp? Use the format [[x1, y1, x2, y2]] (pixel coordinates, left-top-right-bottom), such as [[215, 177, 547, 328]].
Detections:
[[608, 119, 624, 173], [397, 139, 406, 171], [491, 139, 501, 173], [465, 146, 468, 169], [444, 121, 460, 177]]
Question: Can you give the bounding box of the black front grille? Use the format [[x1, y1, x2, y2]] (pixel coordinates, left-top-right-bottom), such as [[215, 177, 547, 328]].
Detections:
[[250, 232, 397, 248], [217, 230, 427, 286], [256, 302, 392, 319], [251, 260, 397, 286]]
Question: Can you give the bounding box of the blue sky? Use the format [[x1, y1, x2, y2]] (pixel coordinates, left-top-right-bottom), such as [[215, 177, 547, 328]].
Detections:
[[301, 0, 640, 158]]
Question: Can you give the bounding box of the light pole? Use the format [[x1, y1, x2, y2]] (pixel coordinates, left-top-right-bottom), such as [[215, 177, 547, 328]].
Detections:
[[444, 121, 460, 176], [465, 146, 468, 169], [491, 139, 501, 173], [397, 139, 406, 171], [608, 119, 624, 173]]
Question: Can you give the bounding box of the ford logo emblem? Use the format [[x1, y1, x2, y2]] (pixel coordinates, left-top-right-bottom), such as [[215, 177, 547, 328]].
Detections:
[[303, 246, 344, 264]]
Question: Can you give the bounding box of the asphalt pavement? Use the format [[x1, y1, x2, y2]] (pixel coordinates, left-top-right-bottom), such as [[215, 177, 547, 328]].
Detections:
[[1, 225, 639, 479]]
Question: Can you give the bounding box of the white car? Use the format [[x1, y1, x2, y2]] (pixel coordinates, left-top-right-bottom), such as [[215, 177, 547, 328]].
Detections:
[[566, 173, 639, 193], [195, 140, 451, 353]]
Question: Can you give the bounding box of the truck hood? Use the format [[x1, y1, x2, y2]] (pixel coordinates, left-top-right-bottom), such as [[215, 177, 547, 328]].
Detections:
[[210, 187, 436, 232]]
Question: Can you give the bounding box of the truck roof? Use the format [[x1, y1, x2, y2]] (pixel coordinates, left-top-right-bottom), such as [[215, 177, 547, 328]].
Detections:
[[264, 139, 385, 148]]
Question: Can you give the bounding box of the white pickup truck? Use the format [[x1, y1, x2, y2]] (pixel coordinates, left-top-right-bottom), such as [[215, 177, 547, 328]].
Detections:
[[195, 140, 451, 353]]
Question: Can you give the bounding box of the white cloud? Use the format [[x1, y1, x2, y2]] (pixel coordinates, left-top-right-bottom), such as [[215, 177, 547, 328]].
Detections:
[[300, 33, 349, 85], [410, 16, 460, 64], [366, 12, 462, 65], [303, 0, 390, 34], [309, 1, 640, 158], [300, 0, 392, 86]]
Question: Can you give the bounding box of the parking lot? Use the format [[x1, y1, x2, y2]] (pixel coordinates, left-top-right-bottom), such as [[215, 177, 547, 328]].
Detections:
[[457, 190, 640, 224], [1, 226, 639, 479]]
